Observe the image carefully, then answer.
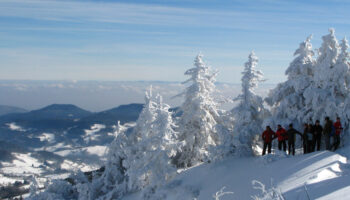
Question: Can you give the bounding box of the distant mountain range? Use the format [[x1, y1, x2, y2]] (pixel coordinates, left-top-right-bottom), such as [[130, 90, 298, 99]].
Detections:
[[0, 103, 143, 131], [0, 103, 183, 150], [80, 103, 144, 125], [0, 105, 27, 116]]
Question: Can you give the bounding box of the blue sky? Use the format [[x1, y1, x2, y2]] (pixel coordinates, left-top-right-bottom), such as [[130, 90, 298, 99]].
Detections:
[[1, 0, 350, 84]]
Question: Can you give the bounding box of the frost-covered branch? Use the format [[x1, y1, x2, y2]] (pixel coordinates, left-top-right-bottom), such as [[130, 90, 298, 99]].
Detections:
[[212, 186, 234, 200], [251, 180, 284, 200]]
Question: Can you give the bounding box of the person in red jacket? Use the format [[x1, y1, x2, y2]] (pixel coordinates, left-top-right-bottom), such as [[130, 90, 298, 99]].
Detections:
[[333, 117, 343, 151], [276, 124, 287, 152], [262, 126, 276, 155]]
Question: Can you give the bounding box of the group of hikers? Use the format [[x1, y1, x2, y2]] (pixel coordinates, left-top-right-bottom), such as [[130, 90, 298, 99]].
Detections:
[[261, 117, 343, 156]]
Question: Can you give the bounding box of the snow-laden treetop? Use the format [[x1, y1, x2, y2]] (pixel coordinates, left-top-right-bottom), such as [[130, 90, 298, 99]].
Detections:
[[182, 54, 217, 95], [235, 51, 264, 103], [285, 35, 314, 79], [314, 28, 340, 87], [338, 37, 350, 65]]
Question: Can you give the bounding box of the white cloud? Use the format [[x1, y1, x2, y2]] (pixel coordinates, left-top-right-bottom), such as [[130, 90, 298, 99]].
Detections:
[[1, 0, 335, 30]]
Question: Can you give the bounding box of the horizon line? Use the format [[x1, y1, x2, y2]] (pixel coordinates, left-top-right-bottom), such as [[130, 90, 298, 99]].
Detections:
[[0, 79, 279, 85]]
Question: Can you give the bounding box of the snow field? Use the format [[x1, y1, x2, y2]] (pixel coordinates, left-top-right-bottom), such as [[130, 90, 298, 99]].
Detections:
[[145, 151, 349, 200], [83, 124, 106, 143], [1, 153, 43, 176]]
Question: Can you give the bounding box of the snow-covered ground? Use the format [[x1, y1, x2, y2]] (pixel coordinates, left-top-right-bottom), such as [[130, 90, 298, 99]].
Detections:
[[6, 122, 26, 132], [1, 153, 43, 176], [124, 150, 350, 200], [0, 121, 117, 191], [54, 145, 107, 158], [37, 133, 55, 143], [84, 124, 106, 143], [35, 142, 73, 152], [0, 144, 108, 187], [0, 153, 44, 186]]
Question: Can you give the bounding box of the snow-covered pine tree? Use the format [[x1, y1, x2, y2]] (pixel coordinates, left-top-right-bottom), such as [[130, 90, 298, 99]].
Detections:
[[265, 35, 315, 129], [232, 52, 267, 155], [333, 37, 350, 129], [76, 89, 159, 199], [125, 94, 179, 199], [332, 37, 350, 94], [174, 54, 221, 168], [83, 121, 131, 200], [303, 29, 350, 123], [340, 38, 350, 127], [74, 89, 179, 200], [313, 28, 339, 88]]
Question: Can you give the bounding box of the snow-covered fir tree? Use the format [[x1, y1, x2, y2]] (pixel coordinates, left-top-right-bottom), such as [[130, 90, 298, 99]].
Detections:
[[313, 28, 339, 88], [232, 52, 267, 155], [334, 37, 350, 97], [303, 29, 350, 124], [333, 37, 350, 128], [340, 38, 350, 125], [265, 35, 315, 128], [86, 89, 178, 199], [174, 54, 222, 168], [73, 89, 160, 199], [124, 94, 179, 199], [80, 121, 132, 200]]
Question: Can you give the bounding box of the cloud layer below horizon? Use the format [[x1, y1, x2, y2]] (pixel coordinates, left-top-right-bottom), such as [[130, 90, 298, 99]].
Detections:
[[0, 80, 275, 112]]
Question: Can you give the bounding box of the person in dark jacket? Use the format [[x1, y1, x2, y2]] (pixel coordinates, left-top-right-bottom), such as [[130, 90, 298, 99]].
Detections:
[[313, 120, 323, 151], [302, 123, 308, 154], [262, 126, 276, 155], [323, 117, 333, 150], [332, 117, 343, 151], [276, 124, 287, 151], [303, 124, 314, 153], [286, 123, 302, 155]]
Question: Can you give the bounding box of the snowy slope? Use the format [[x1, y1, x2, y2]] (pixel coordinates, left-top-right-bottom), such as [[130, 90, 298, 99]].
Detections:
[[124, 150, 350, 200]]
